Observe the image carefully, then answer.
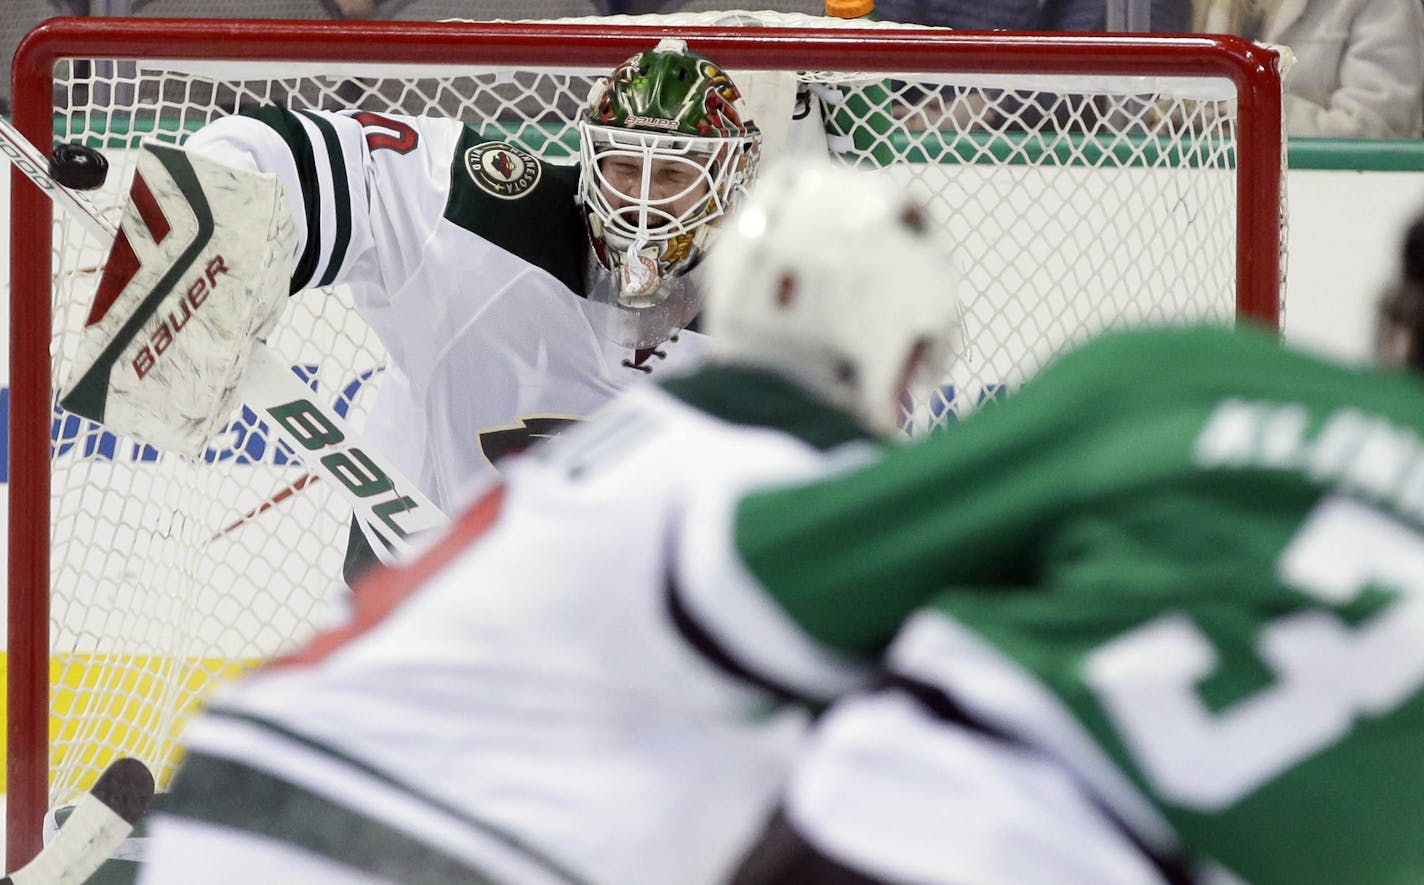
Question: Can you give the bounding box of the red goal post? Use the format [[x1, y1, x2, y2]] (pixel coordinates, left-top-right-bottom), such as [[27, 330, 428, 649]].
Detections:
[[7, 14, 1285, 865]]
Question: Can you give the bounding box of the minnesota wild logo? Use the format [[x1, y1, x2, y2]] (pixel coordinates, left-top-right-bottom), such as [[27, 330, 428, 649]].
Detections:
[[465, 141, 541, 199]]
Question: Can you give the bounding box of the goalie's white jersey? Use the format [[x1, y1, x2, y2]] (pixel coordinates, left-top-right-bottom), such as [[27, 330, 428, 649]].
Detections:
[[186, 108, 705, 516], [139, 369, 876, 885]]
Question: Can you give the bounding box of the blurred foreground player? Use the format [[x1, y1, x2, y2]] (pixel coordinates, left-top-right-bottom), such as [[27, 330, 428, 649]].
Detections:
[[702, 215, 1424, 884], [133, 158, 963, 885]]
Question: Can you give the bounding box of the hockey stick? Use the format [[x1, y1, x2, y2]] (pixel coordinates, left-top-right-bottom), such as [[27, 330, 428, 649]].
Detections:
[[1, 757, 154, 885], [0, 115, 446, 555]]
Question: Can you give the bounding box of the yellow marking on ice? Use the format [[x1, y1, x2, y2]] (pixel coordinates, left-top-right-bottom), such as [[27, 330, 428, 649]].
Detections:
[[0, 653, 262, 793]]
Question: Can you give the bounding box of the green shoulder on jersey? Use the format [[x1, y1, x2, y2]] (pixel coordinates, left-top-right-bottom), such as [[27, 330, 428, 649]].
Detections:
[[735, 322, 1424, 651], [238, 106, 357, 293], [660, 365, 875, 453], [237, 108, 588, 296], [443, 128, 587, 296], [732, 323, 1424, 884]]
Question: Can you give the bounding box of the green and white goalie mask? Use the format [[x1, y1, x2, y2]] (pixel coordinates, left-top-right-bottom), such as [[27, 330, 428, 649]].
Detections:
[[578, 38, 761, 347]]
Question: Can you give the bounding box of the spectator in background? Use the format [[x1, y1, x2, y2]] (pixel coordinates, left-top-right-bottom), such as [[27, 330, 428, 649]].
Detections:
[[331, 0, 376, 17], [1194, 0, 1424, 138], [326, 0, 824, 19], [874, 0, 1192, 32], [2, 1, 87, 114]]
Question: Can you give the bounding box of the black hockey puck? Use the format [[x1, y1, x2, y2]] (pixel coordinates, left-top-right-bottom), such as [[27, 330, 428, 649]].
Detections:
[[49, 142, 109, 190]]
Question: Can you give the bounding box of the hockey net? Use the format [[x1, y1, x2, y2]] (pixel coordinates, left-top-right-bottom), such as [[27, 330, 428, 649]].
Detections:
[[6, 12, 1285, 861]]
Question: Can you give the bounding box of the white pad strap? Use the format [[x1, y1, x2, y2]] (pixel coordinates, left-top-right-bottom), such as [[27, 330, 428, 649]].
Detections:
[[61, 140, 297, 457]]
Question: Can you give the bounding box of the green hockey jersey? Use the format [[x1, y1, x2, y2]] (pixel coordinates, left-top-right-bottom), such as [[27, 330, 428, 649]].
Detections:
[[680, 324, 1424, 884]]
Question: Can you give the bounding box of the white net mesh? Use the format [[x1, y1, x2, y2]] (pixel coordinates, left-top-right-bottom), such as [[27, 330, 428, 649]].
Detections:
[[16, 14, 1284, 818]]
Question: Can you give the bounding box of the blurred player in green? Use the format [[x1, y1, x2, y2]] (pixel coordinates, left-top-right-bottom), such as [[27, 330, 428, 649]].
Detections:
[[698, 214, 1424, 884]]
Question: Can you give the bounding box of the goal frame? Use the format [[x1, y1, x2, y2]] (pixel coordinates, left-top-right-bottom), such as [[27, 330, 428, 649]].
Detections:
[[8, 15, 1283, 865]]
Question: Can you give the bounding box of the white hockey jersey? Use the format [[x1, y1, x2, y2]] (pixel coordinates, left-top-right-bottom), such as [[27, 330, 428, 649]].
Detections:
[[185, 107, 707, 526], [139, 368, 877, 885]]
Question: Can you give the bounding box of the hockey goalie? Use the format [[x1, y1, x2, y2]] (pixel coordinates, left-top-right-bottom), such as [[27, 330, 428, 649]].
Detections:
[[61, 38, 766, 574]]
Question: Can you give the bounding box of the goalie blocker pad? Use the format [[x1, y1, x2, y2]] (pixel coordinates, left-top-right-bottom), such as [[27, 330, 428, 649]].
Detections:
[[61, 141, 297, 457]]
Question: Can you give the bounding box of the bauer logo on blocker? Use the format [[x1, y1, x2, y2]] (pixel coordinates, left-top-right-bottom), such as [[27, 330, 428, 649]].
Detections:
[[465, 142, 540, 199], [131, 254, 230, 380]]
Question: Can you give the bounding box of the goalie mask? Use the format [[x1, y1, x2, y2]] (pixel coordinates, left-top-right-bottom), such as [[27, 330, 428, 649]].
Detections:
[[703, 159, 964, 436], [579, 39, 761, 346]]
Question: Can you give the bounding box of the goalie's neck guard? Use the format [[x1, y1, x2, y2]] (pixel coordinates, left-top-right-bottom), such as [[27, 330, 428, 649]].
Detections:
[[584, 257, 703, 350]]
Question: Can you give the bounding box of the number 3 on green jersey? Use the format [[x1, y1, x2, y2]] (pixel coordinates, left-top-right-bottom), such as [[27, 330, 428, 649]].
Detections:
[[1085, 494, 1424, 810]]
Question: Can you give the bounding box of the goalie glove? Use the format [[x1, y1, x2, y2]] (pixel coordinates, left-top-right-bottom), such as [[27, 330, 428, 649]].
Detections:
[[60, 140, 298, 457]]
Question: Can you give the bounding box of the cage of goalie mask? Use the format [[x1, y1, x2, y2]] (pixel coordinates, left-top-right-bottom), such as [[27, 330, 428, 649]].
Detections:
[[578, 38, 761, 347]]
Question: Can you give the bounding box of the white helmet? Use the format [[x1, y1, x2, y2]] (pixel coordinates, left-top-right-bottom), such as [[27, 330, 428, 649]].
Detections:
[[703, 159, 962, 436]]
